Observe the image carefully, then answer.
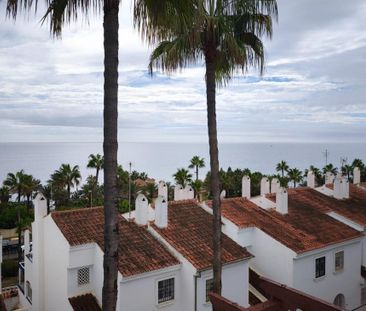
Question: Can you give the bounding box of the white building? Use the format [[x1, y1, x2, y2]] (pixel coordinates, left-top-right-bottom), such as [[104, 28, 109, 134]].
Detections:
[[201, 185, 363, 310], [18, 193, 252, 311]]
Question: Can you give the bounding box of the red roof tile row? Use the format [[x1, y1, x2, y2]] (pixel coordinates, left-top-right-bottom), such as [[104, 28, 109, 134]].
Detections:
[[52, 207, 180, 277], [68, 294, 101, 311]]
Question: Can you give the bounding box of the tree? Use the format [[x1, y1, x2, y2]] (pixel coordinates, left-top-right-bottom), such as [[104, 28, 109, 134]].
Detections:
[[189, 156, 205, 181], [50, 164, 81, 200], [6, 0, 121, 305], [323, 163, 337, 175], [342, 164, 353, 181], [276, 160, 289, 178], [4, 170, 28, 202], [173, 168, 192, 188], [287, 168, 303, 188], [87, 154, 104, 184], [190, 179, 203, 200], [23, 175, 41, 212], [143, 181, 157, 202], [143, 0, 277, 294], [0, 186, 10, 203]]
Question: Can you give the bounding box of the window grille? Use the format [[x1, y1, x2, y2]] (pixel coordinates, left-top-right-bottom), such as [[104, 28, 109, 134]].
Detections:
[[335, 251, 344, 271], [315, 257, 326, 278], [205, 279, 214, 302], [158, 278, 174, 304], [77, 267, 90, 286]]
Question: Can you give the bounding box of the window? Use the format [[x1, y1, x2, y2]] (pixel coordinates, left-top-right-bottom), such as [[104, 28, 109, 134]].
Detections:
[[77, 267, 90, 286], [315, 256, 326, 278], [158, 278, 175, 304], [333, 294, 345, 308], [205, 279, 214, 303], [335, 251, 344, 272], [26, 281, 32, 303]]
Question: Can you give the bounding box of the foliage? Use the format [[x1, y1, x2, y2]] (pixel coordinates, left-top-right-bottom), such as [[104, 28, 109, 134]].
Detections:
[[0, 203, 32, 229], [173, 168, 192, 187], [0, 186, 10, 203], [50, 164, 81, 200], [287, 168, 303, 188], [87, 154, 104, 184], [189, 156, 205, 181], [276, 161, 289, 178], [118, 200, 130, 214]]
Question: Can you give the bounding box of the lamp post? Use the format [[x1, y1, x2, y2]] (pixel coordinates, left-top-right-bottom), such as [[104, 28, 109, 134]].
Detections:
[[128, 162, 132, 219]]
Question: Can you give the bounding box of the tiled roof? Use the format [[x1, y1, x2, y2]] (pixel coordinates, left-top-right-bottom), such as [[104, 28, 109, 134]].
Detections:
[[215, 193, 361, 254], [69, 294, 101, 311], [52, 207, 180, 277], [151, 200, 252, 271]]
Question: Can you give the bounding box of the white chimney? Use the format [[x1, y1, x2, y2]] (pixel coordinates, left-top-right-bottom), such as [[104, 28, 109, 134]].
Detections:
[[174, 185, 183, 201], [276, 187, 288, 215], [33, 192, 48, 221], [325, 172, 335, 184], [183, 186, 194, 200], [220, 190, 226, 199], [260, 177, 270, 196], [333, 176, 343, 199], [158, 181, 168, 199], [135, 194, 149, 225], [155, 196, 168, 228], [271, 178, 280, 193], [307, 171, 315, 188], [242, 176, 251, 199], [354, 167, 361, 185], [342, 177, 349, 199]]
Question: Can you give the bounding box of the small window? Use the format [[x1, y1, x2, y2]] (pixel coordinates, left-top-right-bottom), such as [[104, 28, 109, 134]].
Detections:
[[26, 281, 32, 302], [158, 278, 174, 304], [205, 279, 214, 303], [335, 251, 344, 271], [77, 267, 90, 286], [315, 256, 326, 278]]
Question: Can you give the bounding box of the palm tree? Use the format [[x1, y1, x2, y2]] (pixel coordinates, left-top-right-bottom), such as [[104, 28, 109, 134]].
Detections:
[[342, 164, 353, 181], [189, 156, 205, 181], [50, 164, 81, 200], [23, 175, 41, 212], [287, 168, 303, 188], [141, 0, 277, 293], [7, 0, 121, 306], [4, 170, 28, 202], [323, 163, 337, 175], [276, 160, 289, 178], [143, 182, 157, 202], [173, 168, 192, 188], [0, 186, 10, 203], [87, 154, 104, 184], [190, 179, 203, 200], [352, 158, 365, 171]]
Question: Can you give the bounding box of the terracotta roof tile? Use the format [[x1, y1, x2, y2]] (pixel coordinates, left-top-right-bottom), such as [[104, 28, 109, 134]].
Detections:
[[52, 207, 180, 277], [68, 294, 101, 311], [151, 200, 252, 271], [214, 193, 361, 254]]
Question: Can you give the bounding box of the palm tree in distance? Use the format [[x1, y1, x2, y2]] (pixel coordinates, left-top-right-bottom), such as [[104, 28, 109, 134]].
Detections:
[[189, 156, 205, 181], [4, 170, 28, 202], [0, 186, 10, 203], [287, 168, 303, 188], [23, 175, 41, 211], [87, 154, 104, 184], [6, 0, 121, 305], [141, 0, 278, 293], [173, 168, 192, 188], [51, 164, 81, 200], [276, 160, 289, 178], [323, 163, 337, 175]]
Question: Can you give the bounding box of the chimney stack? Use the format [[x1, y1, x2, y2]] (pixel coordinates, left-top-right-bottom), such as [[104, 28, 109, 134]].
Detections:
[[33, 193, 48, 221], [354, 167, 361, 185], [183, 186, 194, 200], [174, 185, 183, 201], [307, 171, 315, 188], [158, 181, 168, 200], [271, 178, 280, 193], [135, 194, 149, 225], [325, 172, 335, 184], [342, 177, 350, 199], [260, 177, 270, 196], [155, 196, 168, 228], [276, 187, 288, 215], [333, 176, 343, 199], [242, 176, 251, 199]]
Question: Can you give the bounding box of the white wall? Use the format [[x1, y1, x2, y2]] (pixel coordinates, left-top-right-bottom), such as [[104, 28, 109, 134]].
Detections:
[[293, 239, 362, 310]]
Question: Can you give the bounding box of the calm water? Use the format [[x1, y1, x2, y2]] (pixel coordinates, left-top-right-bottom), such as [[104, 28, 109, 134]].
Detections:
[[0, 142, 365, 184]]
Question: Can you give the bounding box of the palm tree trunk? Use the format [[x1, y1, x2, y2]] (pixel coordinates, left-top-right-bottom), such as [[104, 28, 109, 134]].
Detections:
[[102, 1, 119, 310], [67, 184, 71, 201], [96, 167, 100, 185], [196, 166, 199, 181], [205, 58, 222, 295]]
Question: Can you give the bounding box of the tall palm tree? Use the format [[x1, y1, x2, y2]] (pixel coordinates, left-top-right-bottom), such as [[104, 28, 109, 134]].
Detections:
[[4, 170, 28, 202], [189, 156, 205, 181], [139, 0, 277, 294], [23, 175, 41, 212], [87, 153, 104, 184], [7, 0, 123, 306], [276, 160, 289, 178], [287, 168, 302, 188], [323, 163, 337, 175], [51, 164, 81, 200], [173, 168, 193, 188], [190, 179, 203, 200]]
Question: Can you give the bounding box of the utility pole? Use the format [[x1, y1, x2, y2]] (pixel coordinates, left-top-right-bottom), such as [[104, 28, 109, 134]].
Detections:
[[128, 162, 132, 219]]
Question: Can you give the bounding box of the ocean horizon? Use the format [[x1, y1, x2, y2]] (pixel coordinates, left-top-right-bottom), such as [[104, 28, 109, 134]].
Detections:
[[1, 142, 365, 185]]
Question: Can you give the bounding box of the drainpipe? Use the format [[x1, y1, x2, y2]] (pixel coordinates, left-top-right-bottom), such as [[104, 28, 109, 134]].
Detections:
[[194, 271, 201, 311]]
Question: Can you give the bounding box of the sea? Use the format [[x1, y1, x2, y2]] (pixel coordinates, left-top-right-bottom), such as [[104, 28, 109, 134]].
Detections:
[[0, 142, 365, 185]]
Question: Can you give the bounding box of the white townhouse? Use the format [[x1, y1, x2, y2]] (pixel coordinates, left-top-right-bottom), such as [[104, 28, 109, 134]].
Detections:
[[200, 178, 364, 310], [17, 193, 252, 311]]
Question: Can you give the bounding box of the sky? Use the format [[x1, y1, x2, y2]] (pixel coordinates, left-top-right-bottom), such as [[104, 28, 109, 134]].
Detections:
[[0, 0, 366, 143]]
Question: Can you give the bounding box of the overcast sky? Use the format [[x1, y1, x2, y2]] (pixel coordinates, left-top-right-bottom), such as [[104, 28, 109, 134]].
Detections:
[[1, 0, 366, 143]]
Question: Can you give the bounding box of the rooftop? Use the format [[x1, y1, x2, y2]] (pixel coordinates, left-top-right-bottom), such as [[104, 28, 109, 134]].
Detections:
[[52, 207, 180, 277], [151, 200, 252, 271], [68, 294, 101, 311], [214, 192, 361, 254]]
